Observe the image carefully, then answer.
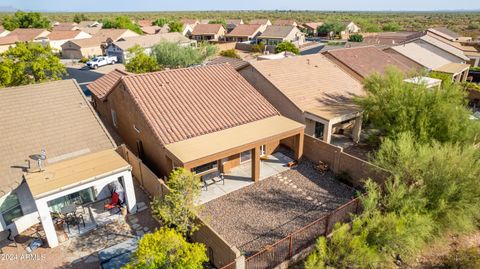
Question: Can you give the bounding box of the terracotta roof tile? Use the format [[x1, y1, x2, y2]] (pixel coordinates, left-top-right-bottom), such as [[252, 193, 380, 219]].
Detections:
[[117, 64, 279, 145], [191, 24, 224, 35], [0, 80, 116, 196], [249, 19, 270, 25], [88, 69, 130, 99], [273, 20, 297, 26], [325, 46, 413, 79], [206, 56, 250, 70], [259, 25, 296, 39], [48, 30, 85, 40], [9, 28, 49, 41], [226, 24, 263, 37]]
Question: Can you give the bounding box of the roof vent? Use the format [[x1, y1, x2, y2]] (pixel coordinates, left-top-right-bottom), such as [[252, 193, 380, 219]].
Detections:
[[29, 149, 47, 172]]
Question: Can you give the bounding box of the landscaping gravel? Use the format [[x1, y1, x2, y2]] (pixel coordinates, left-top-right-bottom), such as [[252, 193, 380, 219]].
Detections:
[[200, 158, 356, 255]]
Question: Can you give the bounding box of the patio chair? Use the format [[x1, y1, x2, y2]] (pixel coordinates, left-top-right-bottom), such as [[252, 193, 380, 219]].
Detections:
[[0, 228, 17, 254], [65, 214, 85, 234]]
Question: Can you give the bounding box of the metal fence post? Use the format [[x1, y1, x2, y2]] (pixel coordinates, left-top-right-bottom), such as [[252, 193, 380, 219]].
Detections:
[[289, 235, 293, 258]]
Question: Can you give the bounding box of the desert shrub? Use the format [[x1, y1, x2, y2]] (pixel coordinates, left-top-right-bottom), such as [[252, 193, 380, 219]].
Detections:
[[219, 49, 240, 59], [348, 34, 364, 42], [79, 57, 89, 63], [125, 45, 161, 74], [153, 41, 217, 68], [251, 42, 265, 53]]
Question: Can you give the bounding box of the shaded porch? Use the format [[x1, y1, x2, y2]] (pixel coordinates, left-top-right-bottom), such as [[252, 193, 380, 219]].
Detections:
[[25, 149, 136, 248], [197, 151, 294, 204]]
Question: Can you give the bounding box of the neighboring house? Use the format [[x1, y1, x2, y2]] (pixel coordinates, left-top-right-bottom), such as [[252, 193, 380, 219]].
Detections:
[[106, 33, 195, 63], [426, 30, 480, 67], [273, 20, 297, 27], [77, 21, 103, 35], [47, 30, 92, 52], [341, 21, 361, 35], [93, 29, 140, 42], [0, 79, 136, 249], [362, 31, 424, 46], [427, 27, 472, 42], [0, 26, 10, 37], [257, 25, 305, 46], [190, 24, 226, 41], [249, 19, 272, 26], [225, 24, 266, 42], [302, 22, 323, 36], [385, 41, 470, 82], [7, 28, 50, 42], [61, 37, 106, 59], [52, 22, 79, 31], [180, 19, 199, 37], [324, 46, 414, 82], [137, 20, 153, 27], [87, 64, 304, 182], [226, 19, 244, 32], [0, 35, 20, 53], [239, 54, 364, 144], [141, 25, 169, 35], [206, 56, 250, 70]]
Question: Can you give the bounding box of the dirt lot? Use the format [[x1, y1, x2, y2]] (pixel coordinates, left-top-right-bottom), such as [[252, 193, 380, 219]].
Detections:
[[200, 158, 355, 255]]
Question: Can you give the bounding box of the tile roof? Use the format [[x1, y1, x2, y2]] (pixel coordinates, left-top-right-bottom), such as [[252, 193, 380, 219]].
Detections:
[[206, 56, 250, 70], [115, 64, 279, 145], [47, 30, 85, 40], [325, 46, 413, 79], [363, 31, 424, 46], [249, 54, 364, 115], [87, 69, 130, 99], [303, 22, 323, 30], [0, 35, 19, 45], [113, 32, 191, 51], [66, 36, 105, 48], [259, 25, 296, 39], [181, 19, 199, 25], [430, 27, 460, 40], [382, 48, 424, 71], [226, 24, 263, 37], [191, 24, 224, 35], [77, 21, 100, 28], [8, 28, 49, 42], [419, 35, 469, 61], [390, 42, 451, 69], [137, 20, 153, 27], [93, 29, 138, 41], [433, 62, 470, 74], [0, 79, 116, 196], [140, 25, 162, 35]]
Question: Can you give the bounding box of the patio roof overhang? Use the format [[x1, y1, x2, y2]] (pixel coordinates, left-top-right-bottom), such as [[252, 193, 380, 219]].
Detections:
[[165, 116, 304, 168], [433, 62, 470, 76], [25, 149, 131, 199], [305, 102, 362, 125]]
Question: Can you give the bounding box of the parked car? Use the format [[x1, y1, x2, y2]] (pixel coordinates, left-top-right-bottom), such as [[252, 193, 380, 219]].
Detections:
[[86, 56, 117, 69]]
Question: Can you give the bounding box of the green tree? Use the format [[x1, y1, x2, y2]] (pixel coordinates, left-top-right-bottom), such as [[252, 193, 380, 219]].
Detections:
[[154, 18, 169, 27], [151, 168, 202, 235], [356, 68, 479, 145], [122, 228, 208, 269], [209, 19, 227, 29], [275, 41, 299, 54], [317, 21, 344, 38], [0, 42, 66, 87], [153, 42, 217, 69], [382, 22, 402, 31], [125, 45, 161, 74], [102, 16, 143, 34], [251, 42, 265, 53], [2, 11, 50, 31], [219, 49, 240, 59], [348, 34, 364, 42], [73, 13, 88, 24], [168, 21, 183, 33]]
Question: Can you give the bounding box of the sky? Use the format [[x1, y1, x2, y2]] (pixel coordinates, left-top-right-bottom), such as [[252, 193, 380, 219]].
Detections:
[[1, 0, 480, 12]]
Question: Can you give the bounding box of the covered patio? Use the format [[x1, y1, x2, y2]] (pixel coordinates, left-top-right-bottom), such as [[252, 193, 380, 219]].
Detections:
[[164, 116, 304, 197], [433, 62, 470, 82], [25, 149, 137, 248], [304, 102, 363, 145]]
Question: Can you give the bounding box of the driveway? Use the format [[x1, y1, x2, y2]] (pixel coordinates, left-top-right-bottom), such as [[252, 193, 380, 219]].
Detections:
[[62, 62, 125, 96], [199, 157, 355, 255]]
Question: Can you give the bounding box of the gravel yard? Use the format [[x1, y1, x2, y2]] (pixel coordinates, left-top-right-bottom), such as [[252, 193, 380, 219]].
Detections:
[[200, 158, 356, 255]]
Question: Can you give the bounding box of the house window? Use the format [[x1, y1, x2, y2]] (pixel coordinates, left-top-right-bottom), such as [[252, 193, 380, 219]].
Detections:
[[111, 109, 117, 127], [192, 161, 218, 175], [0, 193, 23, 226], [314, 121, 325, 139], [240, 150, 252, 163]]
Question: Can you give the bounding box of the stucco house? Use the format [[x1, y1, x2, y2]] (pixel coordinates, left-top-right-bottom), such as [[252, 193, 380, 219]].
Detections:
[[87, 64, 304, 183], [225, 24, 267, 42], [341, 21, 361, 34], [47, 30, 92, 52], [323, 46, 415, 82], [385, 36, 471, 82], [302, 22, 324, 36], [77, 21, 103, 35], [226, 19, 244, 32], [248, 19, 272, 27], [273, 20, 298, 27], [257, 25, 305, 46], [0, 79, 136, 249], [0, 28, 50, 52], [106, 33, 195, 63], [61, 37, 106, 59], [52, 22, 79, 31], [426, 29, 480, 67], [93, 29, 140, 42], [190, 24, 226, 41], [239, 54, 364, 144]]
